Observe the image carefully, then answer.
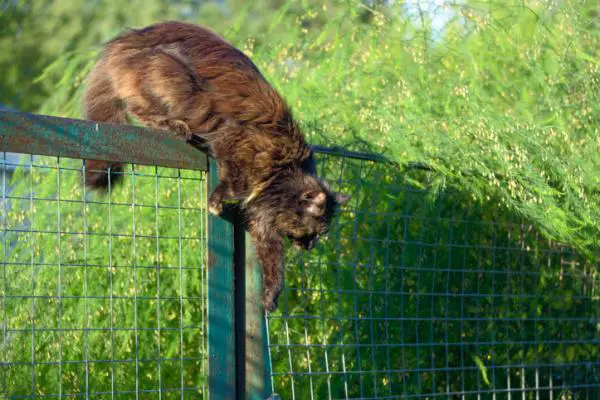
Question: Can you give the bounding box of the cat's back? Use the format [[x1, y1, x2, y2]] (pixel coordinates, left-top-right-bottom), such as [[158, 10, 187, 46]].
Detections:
[[106, 21, 230, 56], [105, 21, 290, 130], [106, 21, 264, 90]]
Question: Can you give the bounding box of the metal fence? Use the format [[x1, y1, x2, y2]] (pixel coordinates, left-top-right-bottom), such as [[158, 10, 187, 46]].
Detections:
[[0, 111, 219, 399], [1, 111, 599, 400], [266, 151, 600, 399]]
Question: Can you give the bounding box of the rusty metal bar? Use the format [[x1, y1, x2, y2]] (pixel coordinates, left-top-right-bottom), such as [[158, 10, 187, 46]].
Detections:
[[0, 110, 207, 170]]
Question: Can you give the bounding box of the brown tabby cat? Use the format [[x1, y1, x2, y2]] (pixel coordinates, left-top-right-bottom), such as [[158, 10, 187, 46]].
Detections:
[[83, 21, 349, 312]]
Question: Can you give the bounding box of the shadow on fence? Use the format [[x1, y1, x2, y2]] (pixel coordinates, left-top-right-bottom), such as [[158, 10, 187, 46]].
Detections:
[[267, 152, 600, 399]]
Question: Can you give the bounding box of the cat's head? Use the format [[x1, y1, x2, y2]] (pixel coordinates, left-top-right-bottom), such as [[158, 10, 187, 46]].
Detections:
[[252, 170, 350, 250], [286, 186, 350, 250]]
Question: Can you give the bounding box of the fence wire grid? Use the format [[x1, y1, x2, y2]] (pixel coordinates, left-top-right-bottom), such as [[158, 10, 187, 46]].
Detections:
[[266, 151, 600, 400], [1, 145, 599, 400], [1, 153, 209, 399]]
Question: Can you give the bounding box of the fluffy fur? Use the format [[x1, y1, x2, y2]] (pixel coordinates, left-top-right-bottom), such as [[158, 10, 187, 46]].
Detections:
[[83, 21, 349, 311]]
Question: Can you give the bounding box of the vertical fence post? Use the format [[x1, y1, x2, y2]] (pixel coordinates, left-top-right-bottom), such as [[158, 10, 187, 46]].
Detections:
[[207, 157, 236, 399], [207, 157, 274, 400], [245, 233, 275, 400]]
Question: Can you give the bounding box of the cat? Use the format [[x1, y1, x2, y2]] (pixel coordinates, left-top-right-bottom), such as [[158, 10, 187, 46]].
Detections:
[[83, 21, 349, 312]]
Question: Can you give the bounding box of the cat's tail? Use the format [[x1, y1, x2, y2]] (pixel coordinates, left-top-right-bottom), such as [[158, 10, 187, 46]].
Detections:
[[83, 57, 126, 191]]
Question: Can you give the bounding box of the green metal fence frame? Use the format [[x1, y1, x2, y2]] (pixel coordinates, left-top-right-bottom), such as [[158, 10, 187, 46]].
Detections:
[[2, 110, 600, 399], [0, 110, 274, 399]]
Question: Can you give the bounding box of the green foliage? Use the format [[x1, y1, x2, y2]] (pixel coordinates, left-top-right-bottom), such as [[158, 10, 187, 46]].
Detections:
[[257, 0, 600, 258], [0, 0, 190, 110], [1, 0, 600, 398], [4, 0, 600, 256]]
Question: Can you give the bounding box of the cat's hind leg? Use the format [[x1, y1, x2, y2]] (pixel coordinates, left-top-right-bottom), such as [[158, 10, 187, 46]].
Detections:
[[106, 44, 205, 140]]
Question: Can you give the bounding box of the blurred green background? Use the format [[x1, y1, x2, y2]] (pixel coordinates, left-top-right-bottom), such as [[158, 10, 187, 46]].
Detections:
[[2, 0, 600, 256], [1, 0, 599, 398]]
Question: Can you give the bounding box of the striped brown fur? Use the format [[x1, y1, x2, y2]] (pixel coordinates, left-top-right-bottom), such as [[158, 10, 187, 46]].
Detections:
[[83, 21, 348, 311]]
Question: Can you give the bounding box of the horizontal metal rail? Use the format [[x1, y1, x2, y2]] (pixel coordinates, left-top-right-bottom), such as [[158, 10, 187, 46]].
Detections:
[[0, 110, 208, 170]]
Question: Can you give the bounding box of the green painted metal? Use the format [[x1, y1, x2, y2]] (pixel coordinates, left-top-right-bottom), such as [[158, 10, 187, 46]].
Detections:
[[207, 157, 237, 399], [244, 232, 274, 400], [205, 159, 274, 400], [0, 110, 207, 170]]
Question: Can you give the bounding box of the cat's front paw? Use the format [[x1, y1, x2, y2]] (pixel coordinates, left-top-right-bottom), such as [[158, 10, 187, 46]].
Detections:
[[263, 287, 281, 313], [168, 119, 193, 141], [208, 195, 224, 216], [208, 201, 223, 216]]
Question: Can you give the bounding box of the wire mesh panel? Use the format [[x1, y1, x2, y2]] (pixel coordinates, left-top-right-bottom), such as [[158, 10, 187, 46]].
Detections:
[[1, 154, 208, 399], [266, 152, 600, 399]]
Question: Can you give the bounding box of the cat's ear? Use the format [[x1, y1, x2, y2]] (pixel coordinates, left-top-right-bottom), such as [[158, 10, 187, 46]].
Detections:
[[302, 190, 326, 215], [301, 190, 326, 203], [334, 192, 350, 206]]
